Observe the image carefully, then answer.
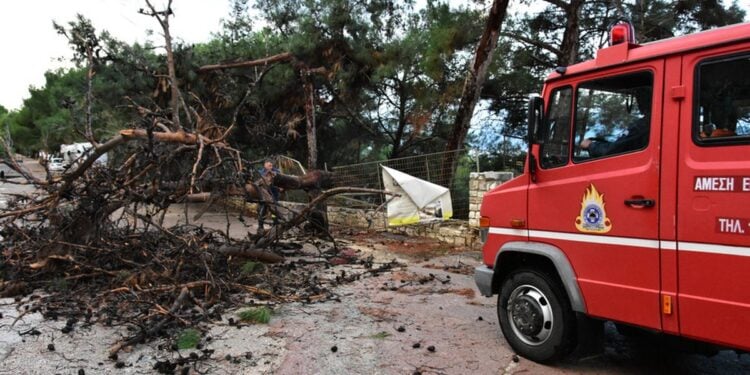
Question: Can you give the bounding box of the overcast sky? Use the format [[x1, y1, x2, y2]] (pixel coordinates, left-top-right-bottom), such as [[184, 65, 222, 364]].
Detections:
[[0, 0, 228, 110], [1, 1, 748, 111]]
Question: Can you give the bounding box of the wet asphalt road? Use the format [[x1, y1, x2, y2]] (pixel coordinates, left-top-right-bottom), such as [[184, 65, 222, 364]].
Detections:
[[0, 158, 38, 209]]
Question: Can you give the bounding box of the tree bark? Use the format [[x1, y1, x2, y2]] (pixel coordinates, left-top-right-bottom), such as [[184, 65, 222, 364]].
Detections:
[[390, 78, 408, 158], [302, 71, 318, 170], [558, 0, 583, 67], [120, 129, 197, 144], [162, 6, 180, 131], [85, 46, 96, 144], [441, 0, 510, 187], [143, 0, 181, 131]]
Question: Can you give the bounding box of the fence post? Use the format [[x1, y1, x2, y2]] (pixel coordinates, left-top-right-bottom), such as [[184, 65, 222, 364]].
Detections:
[[376, 163, 387, 230]]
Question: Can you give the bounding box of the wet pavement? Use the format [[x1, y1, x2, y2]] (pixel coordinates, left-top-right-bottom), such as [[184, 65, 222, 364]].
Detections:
[[1, 161, 750, 374], [0, 157, 42, 210], [2, 243, 750, 374]]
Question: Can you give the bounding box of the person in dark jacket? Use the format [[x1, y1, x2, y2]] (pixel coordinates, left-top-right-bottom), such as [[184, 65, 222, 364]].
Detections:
[[580, 117, 649, 157], [257, 159, 280, 230], [580, 90, 651, 158]]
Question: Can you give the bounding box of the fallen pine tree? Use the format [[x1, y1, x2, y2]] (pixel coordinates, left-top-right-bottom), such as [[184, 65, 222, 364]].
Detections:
[[0, 2, 407, 358]]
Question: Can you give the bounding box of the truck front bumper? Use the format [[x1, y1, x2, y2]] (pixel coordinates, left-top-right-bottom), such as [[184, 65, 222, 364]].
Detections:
[[474, 265, 494, 297]]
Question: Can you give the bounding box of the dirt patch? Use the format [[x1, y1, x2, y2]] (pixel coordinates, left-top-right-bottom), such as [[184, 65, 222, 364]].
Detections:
[[358, 307, 398, 322], [438, 288, 476, 299], [389, 271, 425, 282], [395, 286, 476, 299], [423, 262, 475, 275], [338, 230, 466, 259]]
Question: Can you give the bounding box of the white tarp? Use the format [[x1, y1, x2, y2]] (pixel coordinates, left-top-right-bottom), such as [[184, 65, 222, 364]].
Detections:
[[381, 166, 453, 226]]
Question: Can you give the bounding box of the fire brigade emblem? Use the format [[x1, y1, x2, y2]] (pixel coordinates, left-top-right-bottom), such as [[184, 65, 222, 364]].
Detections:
[[575, 184, 612, 233]]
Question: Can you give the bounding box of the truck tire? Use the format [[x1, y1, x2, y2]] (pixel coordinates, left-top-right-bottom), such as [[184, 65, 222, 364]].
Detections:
[[497, 269, 576, 363]]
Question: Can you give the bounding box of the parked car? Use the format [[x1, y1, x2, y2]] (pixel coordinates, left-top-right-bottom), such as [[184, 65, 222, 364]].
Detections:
[[48, 158, 65, 172]]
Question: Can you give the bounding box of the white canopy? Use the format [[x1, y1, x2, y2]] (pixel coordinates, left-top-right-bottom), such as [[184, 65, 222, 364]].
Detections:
[[381, 166, 453, 226]]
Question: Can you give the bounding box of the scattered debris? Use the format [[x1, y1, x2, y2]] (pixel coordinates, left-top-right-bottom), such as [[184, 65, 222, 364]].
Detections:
[[153, 360, 177, 374], [0, 34, 399, 361], [422, 261, 475, 275]]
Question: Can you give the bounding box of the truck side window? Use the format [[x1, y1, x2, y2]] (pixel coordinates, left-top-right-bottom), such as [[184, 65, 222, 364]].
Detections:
[[573, 72, 653, 161], [540, 87, 572, 169], [695, 55, 750, 144]]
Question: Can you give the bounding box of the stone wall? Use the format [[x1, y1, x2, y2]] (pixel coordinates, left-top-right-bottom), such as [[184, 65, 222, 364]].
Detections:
[[224, 170, 513, 246], [326, 205, 387, 229], [387, 220, 477, 248], [468, 171, 514, 227], [232, 200, 476, 248]]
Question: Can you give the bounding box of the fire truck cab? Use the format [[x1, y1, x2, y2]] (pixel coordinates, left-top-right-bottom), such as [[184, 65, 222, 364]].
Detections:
[[475, 22, 750, 363]]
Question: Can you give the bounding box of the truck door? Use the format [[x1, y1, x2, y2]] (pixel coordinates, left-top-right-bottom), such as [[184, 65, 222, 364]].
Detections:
[[529, 63, 664, 330], [677, 48, 750, 351]]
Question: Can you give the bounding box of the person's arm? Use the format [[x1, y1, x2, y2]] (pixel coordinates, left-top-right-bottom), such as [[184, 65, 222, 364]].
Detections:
[[581, 118, 649, 157], [580, 138, 611, 158]]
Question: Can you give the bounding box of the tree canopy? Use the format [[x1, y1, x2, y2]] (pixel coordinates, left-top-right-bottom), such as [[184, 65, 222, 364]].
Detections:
[[4, 0, 746, 169]]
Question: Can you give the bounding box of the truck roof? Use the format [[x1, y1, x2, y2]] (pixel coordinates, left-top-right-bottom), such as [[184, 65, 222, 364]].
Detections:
[[546, 22, 750, 81]]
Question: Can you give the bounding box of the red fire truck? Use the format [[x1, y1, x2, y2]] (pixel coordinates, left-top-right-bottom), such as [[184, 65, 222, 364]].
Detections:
[[475, 21, 750, 363]]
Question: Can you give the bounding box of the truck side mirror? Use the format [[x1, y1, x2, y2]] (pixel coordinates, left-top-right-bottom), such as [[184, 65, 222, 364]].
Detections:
[[527, 95, 544, 146], [527, 96, 544, 182]]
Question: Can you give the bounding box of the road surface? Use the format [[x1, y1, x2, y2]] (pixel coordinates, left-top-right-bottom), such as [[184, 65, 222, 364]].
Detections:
[[1, 160, 749, 374]]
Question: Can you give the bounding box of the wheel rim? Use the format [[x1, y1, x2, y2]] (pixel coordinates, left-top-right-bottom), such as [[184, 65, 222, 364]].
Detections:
[[506, 284, 554, 346]]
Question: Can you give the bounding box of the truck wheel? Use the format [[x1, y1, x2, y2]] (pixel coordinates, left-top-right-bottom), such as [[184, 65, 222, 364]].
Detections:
[[497, 269, 575, 363]]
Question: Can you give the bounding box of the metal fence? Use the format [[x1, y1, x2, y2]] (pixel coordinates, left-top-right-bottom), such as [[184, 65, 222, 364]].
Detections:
[[330, 149, 472, 220]]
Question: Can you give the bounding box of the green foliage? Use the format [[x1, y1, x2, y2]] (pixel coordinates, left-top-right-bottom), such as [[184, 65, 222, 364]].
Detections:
[[176, 328, 201, 349], [5, 0, 746, 169], [674, 0, 745, 35], [236, 306, 273, 324]]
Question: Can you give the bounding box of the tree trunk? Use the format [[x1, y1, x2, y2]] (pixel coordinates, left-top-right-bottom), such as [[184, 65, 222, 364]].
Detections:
[[163, 14, 180, 131], [390, 79, 408, 158], [303, 71, 318, 170], [558, 0, 583, 66], [441, 0, 510, 187], [85, 46, 95, 144], [144, 0, 181, 131]]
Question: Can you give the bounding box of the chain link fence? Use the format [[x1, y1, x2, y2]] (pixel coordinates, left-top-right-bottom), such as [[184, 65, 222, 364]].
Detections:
[[253, 150, 525, 226], [330, 149, 472, 221]]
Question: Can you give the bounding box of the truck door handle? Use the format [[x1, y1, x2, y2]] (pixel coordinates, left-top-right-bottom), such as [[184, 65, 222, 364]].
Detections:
[[624, 198, 655, 208]]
